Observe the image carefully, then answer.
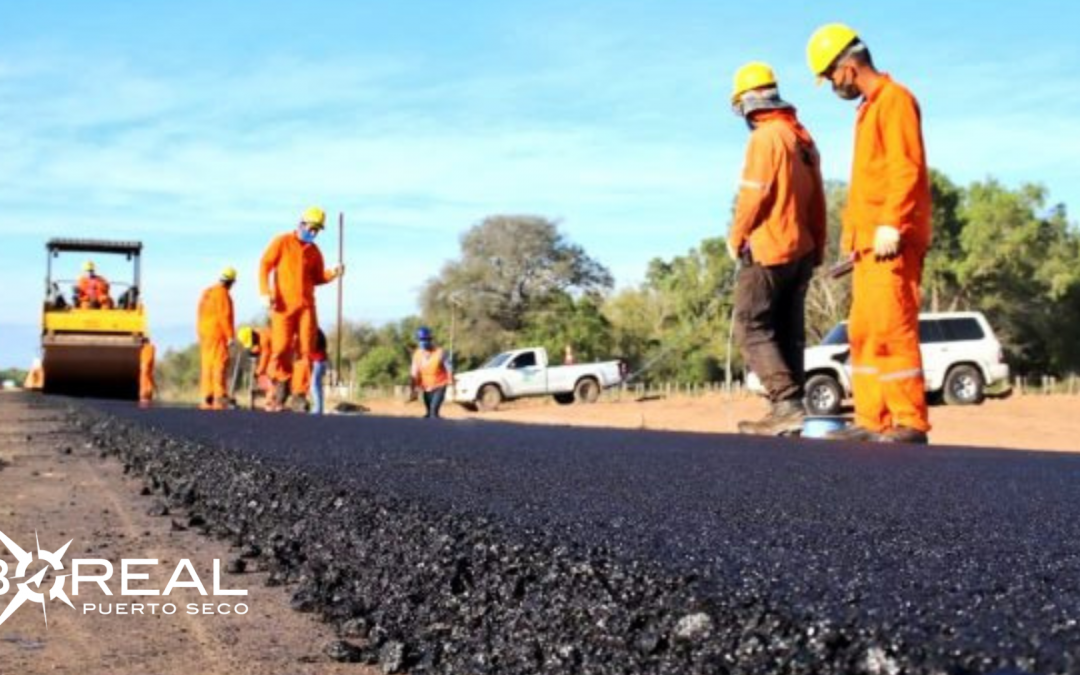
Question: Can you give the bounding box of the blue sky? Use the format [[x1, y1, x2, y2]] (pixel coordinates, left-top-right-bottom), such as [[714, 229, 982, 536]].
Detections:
[[2, 0, 1078, 367]]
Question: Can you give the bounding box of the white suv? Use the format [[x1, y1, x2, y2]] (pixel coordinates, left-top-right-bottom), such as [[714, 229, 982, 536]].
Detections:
[[747, 312, 1011, 416]]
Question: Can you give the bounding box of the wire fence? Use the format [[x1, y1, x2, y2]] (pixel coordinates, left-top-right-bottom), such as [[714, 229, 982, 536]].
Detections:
[[1013, 374, 1080, 396], [332, 373, 1080, 403]]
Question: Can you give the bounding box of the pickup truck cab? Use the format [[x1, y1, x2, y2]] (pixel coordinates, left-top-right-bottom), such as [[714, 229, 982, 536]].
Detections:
[[748, 311, 1011, 415], [452, 347, 626, 411]]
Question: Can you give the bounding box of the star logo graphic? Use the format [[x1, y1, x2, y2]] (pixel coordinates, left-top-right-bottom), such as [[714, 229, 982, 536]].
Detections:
[[0, 528, 75, 628]]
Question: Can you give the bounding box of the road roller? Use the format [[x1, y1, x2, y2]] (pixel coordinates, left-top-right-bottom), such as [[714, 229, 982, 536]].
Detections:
[[40, 238, 148, 399]]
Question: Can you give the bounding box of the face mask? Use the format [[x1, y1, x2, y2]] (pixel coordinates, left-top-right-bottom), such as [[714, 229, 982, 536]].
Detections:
[[829, 64, 861, 101], [832, 81, 861, 100], [297, 226, 318, 243]]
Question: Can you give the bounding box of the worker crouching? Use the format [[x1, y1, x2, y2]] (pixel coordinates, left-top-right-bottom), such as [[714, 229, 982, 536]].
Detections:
[[728, 62, 827, 435], [410, 327, 452, 419]]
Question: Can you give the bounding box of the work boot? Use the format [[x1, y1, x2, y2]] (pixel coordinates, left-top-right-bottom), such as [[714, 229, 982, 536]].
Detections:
[[823, 425, 881, 442], [737, 399, 805, 436], [876, 426, 929, 445]]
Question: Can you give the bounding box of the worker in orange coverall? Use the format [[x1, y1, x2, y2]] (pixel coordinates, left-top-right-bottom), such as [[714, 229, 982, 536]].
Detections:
[[76, 260, 114, 309], [259, 206, 343, 412], [238, 325, 276, 409], [197, 267, 237, 410], [139, 338, 156, 406], [727, 61, 826, 436], [808, 24, 932, 444]]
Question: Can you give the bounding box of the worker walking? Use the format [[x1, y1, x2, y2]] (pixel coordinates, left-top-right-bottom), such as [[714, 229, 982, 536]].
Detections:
[[310, 328, 328, 415], [76, 261, 113, 309], [727, 62, 827, 435], [197, 267, 237, 410], [139, 338, 156, 406], [410, 326, 452, 419], [259, 206, 344, 413], [807, 24, 932, 444]]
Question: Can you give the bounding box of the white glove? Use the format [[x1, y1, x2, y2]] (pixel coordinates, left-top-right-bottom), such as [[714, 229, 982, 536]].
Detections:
[[332, 264, 345, 279], [726, 240, 740, 262], [873, 225, 901, 258], [261, 293, 274, 310]]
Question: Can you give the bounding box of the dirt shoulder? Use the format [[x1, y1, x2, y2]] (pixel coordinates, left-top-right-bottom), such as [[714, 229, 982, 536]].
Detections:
[[0, 393, 376, 675], [361, 392, 1080, 453]]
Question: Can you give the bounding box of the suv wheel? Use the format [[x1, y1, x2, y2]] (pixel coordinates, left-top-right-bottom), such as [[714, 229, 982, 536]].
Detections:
[[943, 365, 985, 405], [804, 374, 843, 415]]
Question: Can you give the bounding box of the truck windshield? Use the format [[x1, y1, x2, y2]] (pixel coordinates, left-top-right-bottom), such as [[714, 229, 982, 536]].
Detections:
[[482, 352, 513, 369], [821, 323, 849, 346]]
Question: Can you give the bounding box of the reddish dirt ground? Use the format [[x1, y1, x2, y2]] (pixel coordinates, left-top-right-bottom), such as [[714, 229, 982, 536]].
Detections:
[[364, 393, 1080, 453], [0, 394, 376, 675]]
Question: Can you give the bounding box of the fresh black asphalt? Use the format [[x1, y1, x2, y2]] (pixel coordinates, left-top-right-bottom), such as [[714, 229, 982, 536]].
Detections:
[[78, 400, 1080, 674]]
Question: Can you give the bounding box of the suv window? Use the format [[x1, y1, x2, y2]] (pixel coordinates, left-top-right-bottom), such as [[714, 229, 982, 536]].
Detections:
[[919, 320, 946, 344], [510, 352, 537, 368], [938, 318, 985, 341]]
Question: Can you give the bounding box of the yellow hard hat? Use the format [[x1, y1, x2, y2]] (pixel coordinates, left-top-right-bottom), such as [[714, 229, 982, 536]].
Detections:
[[301, 206, 326, 230], [83, 260, 96, 272], [220, 266, 237, 282], [807, 23, 860, 77], [237, 326, 255, 350], [731, 62, 777, 104]]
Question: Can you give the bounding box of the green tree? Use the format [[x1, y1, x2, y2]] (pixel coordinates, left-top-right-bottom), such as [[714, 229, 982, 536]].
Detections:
[[951, 180, 1080, 373], [156, 343, 200, 397], [420, 215, 613, 361], [804, 180, 852, 342], [354, 344, 409, 387]]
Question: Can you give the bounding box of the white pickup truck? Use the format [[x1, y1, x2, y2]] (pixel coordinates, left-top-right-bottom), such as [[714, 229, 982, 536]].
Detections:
[[451, 347, 626, 411]]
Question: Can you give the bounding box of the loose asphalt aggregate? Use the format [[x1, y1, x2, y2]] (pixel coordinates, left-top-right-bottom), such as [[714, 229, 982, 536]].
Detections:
[[63, 398, 1080, 674]]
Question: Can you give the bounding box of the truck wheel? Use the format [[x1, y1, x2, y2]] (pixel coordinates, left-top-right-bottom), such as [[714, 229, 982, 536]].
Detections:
[[553, 392, 575, 405], [804, 374, 843, 415], [477, 384, 503, 412], [574, 377, 601, 404], [943, 365, 984, 405]]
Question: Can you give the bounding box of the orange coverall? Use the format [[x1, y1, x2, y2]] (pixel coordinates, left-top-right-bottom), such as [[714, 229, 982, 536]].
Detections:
[[24, 365, 45, 390], [139, 341, 156, 402], [259, 233, 336, 396], [253, 327, 274, 391], [197, 283, 235, 406], [729, 109, 827, 266], [844, 74, 932, 433], [76, 275, 113, 309]]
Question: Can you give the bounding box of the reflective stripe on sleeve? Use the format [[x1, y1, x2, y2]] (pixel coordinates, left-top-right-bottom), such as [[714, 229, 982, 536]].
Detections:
[[738, 179, 770, 191]]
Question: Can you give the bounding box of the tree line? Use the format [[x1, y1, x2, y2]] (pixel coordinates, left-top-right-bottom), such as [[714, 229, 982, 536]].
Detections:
[[157, 169, 1080, 395]]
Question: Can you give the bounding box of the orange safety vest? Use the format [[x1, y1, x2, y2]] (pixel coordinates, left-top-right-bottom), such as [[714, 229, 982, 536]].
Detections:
[[411, 347, 450, 391]]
